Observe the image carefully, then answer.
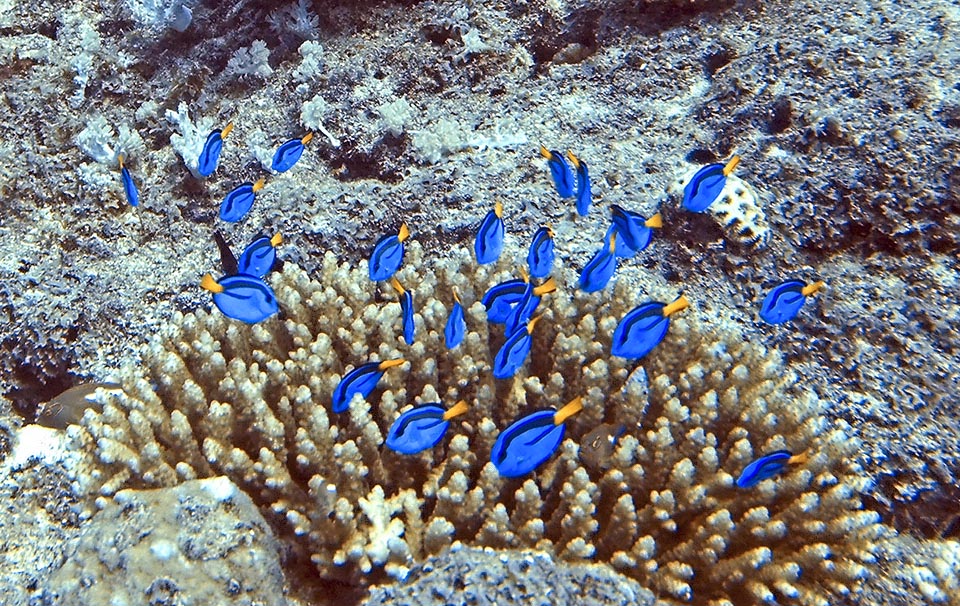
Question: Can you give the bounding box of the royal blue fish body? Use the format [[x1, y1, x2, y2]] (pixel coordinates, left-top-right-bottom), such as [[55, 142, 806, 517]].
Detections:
[[482, 279, 528, 323], [611, 302, 670, 359], [610, 205, 654, 252], [197, 131, 225, 177], [579, 244, 617, 292], [527, 227, 555, 278], [491, 410, 565, 477], [603, 225, 639, 259], [445, 301, 466, 349], [220, 182, 257, 222], [272, 138, 306, 173], [573, 158, 592, 215], [544, 150, 575, 198], [475, 208, 505, 264], [736, 450, 794, 488], [369, 234, 405, 281], [332, 362, 385, 413], [493, 325, 533, 379], [121, 166, 139, 207], [211, 274, 279, 324], [505, 284, 538, 336], [399, 288, 415, 345], [760, 280, 807, 324], [385, 405, 450, 454], [682, 163, 727, 212], [237, 237, 277, 278]]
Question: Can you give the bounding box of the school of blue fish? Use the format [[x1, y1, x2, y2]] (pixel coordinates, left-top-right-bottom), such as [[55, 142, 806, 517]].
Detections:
[[120, 128, 824, 484]]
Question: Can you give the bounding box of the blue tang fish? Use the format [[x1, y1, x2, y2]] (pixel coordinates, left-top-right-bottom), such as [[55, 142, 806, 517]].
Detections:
[[505, 273, 556, 335], [197, 122, 234, 177], [611, 294, 689, 359], [444, 289, 467, 349], [118, 155, 139, 207], [579, 232, 618, 293], [271, 132, 313, 173], [475, 201, 505, 264], [566, 151, 592, 215], [220, 177, 265, 223], [491, 397, 583, 477], [391, 278, 416, 345], [200, 273, 279, 324], [238, 233, 282, 278], [331, 358, 406, 413], [736, 450, 807, 488], [610, 206, 662, 255], [482, 278, 527, 323], [386, 400, 469, 455], [369, 223, 410, 281], [682, 155, 740, 212], [759, 280, 825, 324], [493, 315, 542, 379], [527, 226, 555, 279], [539, 145, 574, 198]]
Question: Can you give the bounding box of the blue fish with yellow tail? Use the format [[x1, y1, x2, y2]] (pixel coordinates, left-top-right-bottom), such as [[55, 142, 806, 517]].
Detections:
[[491, 397, 583, 477], [386, 400, 469, 455], [682, 155, 740, 212], [610, 206, 662, 255], [331, 358, 406, 413], [566, 150, 592, 215], [540, 145, 575, 198], [611, 294, 689, 359], [759, 280, 825, 324], [391, 278, 416, 345], [505, 272, 556, 335], [200, 273, 279, 324], [482, 279, 527, 323], [579, 232, 618, 292], [271, 132, 313, 173], [736, 450, 807, 488], [197, 122, 234, 177], [220, 177, 265, 222], [493, 315, 542, 379], [238, 233, 282, 278], [369, 223, 410, 281], [527, 226, 555, 278], [475, 201, 505, 264], [118, 155, 139, 207], [445, 289, 467, 349]]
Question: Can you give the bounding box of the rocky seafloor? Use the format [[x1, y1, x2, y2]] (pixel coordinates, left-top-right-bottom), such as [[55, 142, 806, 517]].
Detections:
[[0, 0, 957, 604]]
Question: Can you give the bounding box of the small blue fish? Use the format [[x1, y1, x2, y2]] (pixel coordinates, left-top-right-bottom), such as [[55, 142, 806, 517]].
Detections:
[[540, 145, 575, 198], [566, 151, 592, 215], [331, 358, 406, 413], [118, 155, 139, 207], [682, 155, 740, 212], [475, 202, 505, 265], [369, 223, 410, 281], [197, 122, 234, 177], [579, 233, 618, 293], [491, 397, 583, 477], [200, 273, 279, 324], [610, 206, 662, 254], [385, 400, 469, 455], [759, 280, 825, 324], [271, 132, 313, 173], [391, 278, 415, 345], [505, 274, 556, 336], [482, 278, 528, 323], [444, 289, 467, 349], [220, 177, 265, 223], [527, 226, 555, 279], [493, 315, 542, 379], [611, 295, 689, 359], [736, 450, 807, 488], [237, 233, 282, 278]]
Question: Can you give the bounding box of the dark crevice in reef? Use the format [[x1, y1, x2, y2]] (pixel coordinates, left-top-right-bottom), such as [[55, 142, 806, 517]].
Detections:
[[868, 474, 960, 540]]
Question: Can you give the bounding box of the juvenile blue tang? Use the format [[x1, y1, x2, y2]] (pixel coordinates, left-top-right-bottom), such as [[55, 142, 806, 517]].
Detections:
[[238, 233, 282, 278], [682, 156, 740, 212], [118, 155, 139, 207], [385, 400, 469, 455], [611, 295, 689, 359], [444, 289, 466, 349], [475, 201, 505, 264], [609, 206, 662, 254], [579, 233, 618, 293], [539, 145, 575, 198], [491, 397, 583, 477], [271, 132, 313, 173], [505, 274, 556, 335], [566, 151, 592, 215], [493, 315, 542, 379], [391, 278, 416, 345], [527, 226, 555, 279], [369, 223, 410, 281], [200, 273, 278, 324], [331, 358, 406, 413], [759, 280, 825, 324], [197, 122, 234, 177], [736, 450, 807, 488], [220, 177, 265, 222]]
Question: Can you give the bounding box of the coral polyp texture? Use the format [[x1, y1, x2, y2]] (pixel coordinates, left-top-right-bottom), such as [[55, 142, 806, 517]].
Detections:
[[71, 242, 886, 604]]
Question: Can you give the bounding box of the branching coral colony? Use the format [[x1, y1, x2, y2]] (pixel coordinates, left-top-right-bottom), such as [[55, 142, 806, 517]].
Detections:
[[71, 238, 887, 605]]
